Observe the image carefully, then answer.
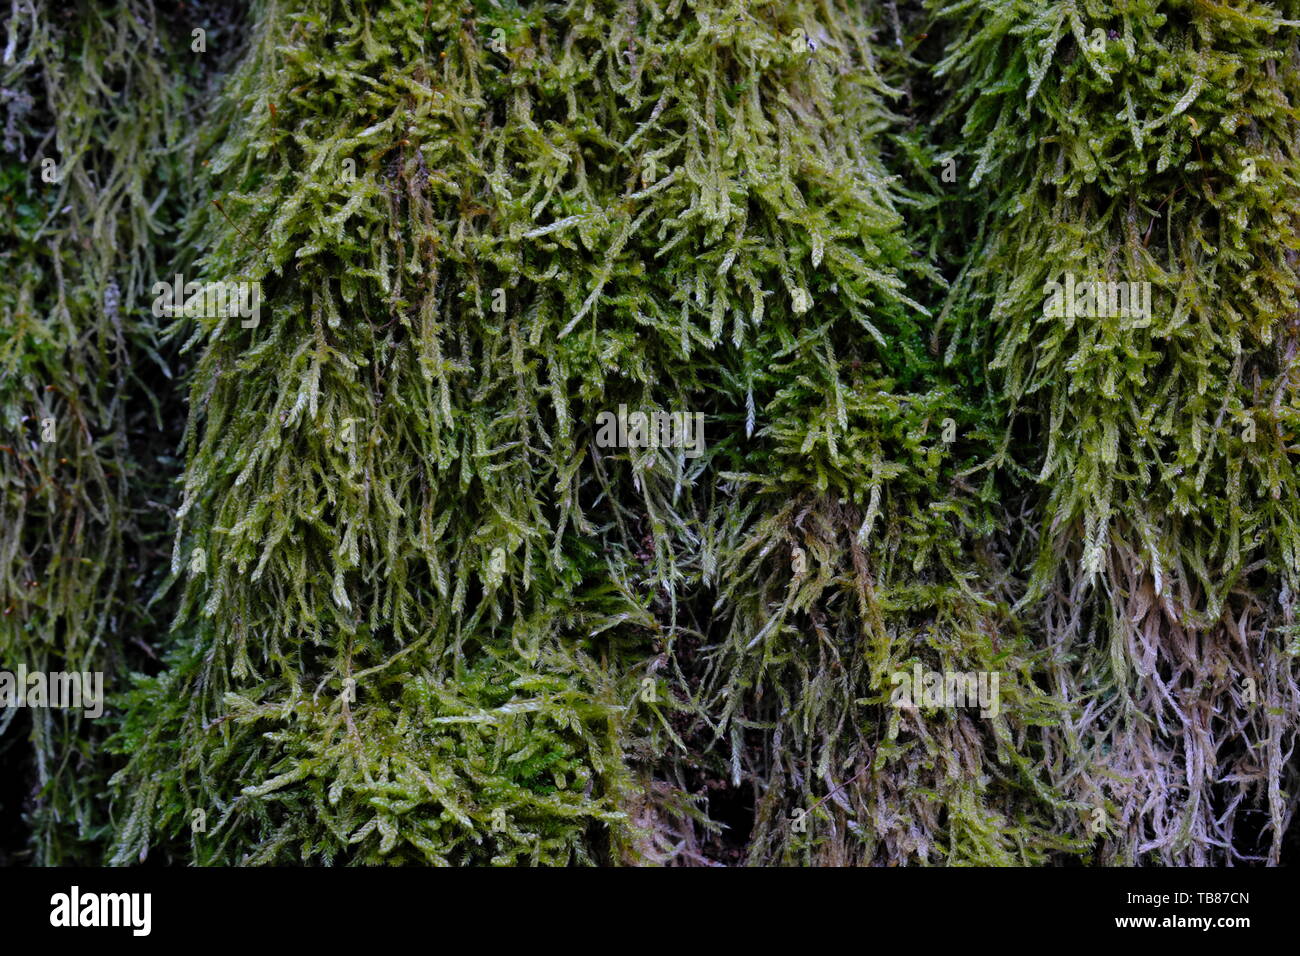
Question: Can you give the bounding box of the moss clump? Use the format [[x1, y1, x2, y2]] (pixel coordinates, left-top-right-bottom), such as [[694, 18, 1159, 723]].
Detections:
[[0, 0, 227, 864], [105, 0, 1070, 867], [930, 0, 1300, 863]]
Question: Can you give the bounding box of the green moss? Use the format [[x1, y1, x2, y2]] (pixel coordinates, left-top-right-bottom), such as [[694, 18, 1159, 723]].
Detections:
[[930, 0, 1300, 863], [4, 0, 1296, 867], [0, 0, 216, 864]]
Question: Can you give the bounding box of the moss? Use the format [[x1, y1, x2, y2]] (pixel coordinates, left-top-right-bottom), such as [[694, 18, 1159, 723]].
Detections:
[[5, 0, 1297, 867], [929, 0, 1300, 863], [103, 0, 1067, 867], [0, 0, 226, 864]]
